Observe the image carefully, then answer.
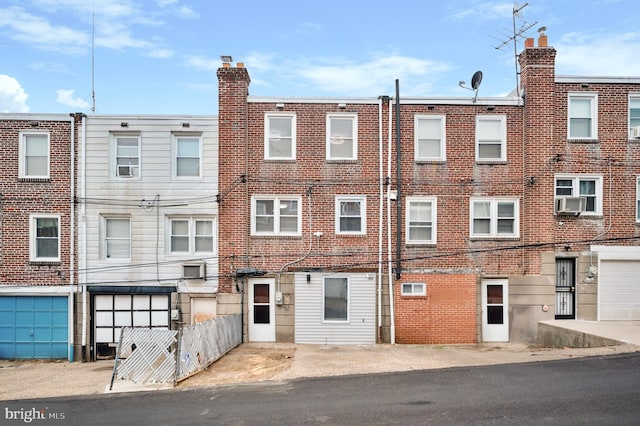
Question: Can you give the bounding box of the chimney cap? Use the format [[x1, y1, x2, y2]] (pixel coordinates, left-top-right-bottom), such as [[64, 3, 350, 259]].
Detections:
[[220, 55, 233, 64]]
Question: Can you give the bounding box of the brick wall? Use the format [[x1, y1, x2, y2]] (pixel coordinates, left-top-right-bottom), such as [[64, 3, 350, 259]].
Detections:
[[394, 273, 477, 344], [0, 118, 77, 286]]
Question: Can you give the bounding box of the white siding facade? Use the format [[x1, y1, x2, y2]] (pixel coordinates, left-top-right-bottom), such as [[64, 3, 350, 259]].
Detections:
[[294, 273, 376, 344]]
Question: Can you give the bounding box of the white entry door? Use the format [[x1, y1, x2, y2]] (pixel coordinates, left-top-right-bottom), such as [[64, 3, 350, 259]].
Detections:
[[248, 278, 275, 342], [481, 279, 509, 342]]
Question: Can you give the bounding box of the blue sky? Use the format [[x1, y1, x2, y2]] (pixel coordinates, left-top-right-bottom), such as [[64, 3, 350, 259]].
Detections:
[[1, 0, 639, 115]]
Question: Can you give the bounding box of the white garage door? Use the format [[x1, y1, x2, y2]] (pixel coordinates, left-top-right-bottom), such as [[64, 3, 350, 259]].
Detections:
[[599, 260, 640, 320]]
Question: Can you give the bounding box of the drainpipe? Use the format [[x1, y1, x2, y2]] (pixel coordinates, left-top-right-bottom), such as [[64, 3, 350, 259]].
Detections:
[[377, 96, 385, 341], [68, 114, 76, 362], [80, 114, 88, 361], [387, 97, 395, 344], [395, 79, 402, 281]]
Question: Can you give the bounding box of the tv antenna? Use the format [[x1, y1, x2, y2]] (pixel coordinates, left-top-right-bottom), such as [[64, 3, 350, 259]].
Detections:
[[459, 70, 483, 103], [493, 2, 537, 99]]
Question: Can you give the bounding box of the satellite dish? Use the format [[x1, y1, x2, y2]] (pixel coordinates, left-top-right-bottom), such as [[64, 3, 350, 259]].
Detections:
[[471, 71, 483, 90]]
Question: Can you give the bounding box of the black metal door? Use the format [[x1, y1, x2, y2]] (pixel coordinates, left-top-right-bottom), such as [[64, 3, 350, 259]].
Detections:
[[555, 258, 576, 319]]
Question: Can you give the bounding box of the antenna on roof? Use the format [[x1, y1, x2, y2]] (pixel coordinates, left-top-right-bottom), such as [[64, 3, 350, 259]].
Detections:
[[91, 0, 96, 113], [493, 1, 537, 99], [459, 70, 483, 103]]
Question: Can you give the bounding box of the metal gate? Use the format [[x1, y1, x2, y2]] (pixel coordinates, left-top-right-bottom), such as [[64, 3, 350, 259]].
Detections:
[[555, 258, 576, 319]]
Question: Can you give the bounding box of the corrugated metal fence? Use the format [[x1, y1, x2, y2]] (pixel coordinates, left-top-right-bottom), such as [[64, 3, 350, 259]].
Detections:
[[110, 314, 241, 388]]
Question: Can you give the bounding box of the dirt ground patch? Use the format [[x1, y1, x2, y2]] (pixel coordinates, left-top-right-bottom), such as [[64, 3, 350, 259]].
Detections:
[[177, 344, 296, 388]]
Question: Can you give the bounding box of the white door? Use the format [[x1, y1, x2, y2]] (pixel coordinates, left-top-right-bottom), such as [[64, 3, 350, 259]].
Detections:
[[481, 279, 509, 342], [599, 260, 640, 320], [248, 278, 275, 342]]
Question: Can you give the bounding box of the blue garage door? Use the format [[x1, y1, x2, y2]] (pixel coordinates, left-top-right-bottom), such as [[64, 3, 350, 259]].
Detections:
[[0, 296, 68, 359]]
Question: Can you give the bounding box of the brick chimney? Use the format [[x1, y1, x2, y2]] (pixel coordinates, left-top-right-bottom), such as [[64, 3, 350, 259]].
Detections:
[[217, 64, 251, 293]]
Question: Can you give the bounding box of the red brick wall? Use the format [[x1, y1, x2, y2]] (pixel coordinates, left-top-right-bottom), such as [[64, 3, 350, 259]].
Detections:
[[0, 118, 76, 286], [394, 273, 477, 344]]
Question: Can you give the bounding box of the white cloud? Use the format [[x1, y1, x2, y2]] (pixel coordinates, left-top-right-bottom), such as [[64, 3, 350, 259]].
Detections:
[[0, 75, 29, 113], [56, 89, 90, 108], [555, 31, 640, 76], [186, 55, 221, 71]]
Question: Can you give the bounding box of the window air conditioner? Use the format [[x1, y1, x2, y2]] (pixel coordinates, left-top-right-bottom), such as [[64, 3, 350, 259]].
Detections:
[[182, 262, 205, 279], [555, 196, 586, 215], [117, 165, 138, 177], [631, 126, 640, 138]]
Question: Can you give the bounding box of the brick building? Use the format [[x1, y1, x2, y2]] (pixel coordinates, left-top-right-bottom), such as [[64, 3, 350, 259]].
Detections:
[[217, 34, 640, 345], [0, 113, 79, 359]]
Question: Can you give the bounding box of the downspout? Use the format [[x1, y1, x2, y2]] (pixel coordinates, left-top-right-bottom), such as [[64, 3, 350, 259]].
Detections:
[[377, 96, 384, 341], [387, 97, 395, 344], [80, 114, 88, 361], [68, 114, 76, 362], [395, 79, 402, 280]]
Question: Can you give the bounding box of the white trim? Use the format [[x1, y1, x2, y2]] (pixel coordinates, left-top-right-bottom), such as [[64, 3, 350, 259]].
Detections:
[[19, 130, 50, 179], [248, 96, 522, 106], [554, 174, 603, 216], [326, 113, 358, 160], [322, 276, 350, 323], [251, 195, 302, 236], [102, 215, 131, 261], [335, 195, 367, 235], [264, 112, 296, 160], [475, 115, 507, 162], [111, 132, 141, 179], [166, 216, 216, 255], [557, 75, 640, 85], [568, 92, 598, 140], [0, 286, 78, 295], [414, 115, 446, 162], [470, 197, 519, 239], [29, 214, 60, 262], [406, 196, 437, 244], [401, 282, 426, 296], [172, 132, 203, 179]]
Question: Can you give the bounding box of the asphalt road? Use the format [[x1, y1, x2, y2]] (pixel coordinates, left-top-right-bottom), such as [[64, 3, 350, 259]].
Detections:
[[3, 352, 640, 425]]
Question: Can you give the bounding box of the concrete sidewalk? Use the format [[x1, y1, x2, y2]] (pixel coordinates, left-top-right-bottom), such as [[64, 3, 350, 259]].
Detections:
[[2, 341, 639, 401]]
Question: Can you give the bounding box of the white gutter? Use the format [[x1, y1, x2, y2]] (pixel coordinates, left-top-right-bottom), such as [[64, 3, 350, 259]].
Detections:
[[387, 98, 395, 344]]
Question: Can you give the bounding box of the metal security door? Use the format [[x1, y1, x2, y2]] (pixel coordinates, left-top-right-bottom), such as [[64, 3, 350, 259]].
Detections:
[[555, 258, 576, 319]]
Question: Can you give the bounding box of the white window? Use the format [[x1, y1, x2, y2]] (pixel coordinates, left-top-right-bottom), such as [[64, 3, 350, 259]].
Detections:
[[629, 95, 640, 139], [415, 115, 446, 161], [555, 175, 603, 215], [169, 217, 215, 254], [103, 217, 131, 259], [401, 282, 426, 296], [406, 197, 437, 244], [470, 198, 519, 238], [475, 115, 506, 162], [323, 277, 349, 322], [265, 113, 296, 159], [174, 134, 202, 178], [30, 214, 60, 262], [251, 196, 301, 236], [568, 93, 598, 140], [327, 113, 357, 160], [19, 132, 49, 179], [336, 196, 366, 235], [114, 135, 140, 178]]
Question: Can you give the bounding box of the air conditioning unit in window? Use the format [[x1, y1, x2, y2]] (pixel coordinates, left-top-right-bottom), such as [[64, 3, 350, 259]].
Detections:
[[117, 165, 138, 177], [631, 126, 640, 138], [182, 262, 206, 280], [555, 196, 586, 215]]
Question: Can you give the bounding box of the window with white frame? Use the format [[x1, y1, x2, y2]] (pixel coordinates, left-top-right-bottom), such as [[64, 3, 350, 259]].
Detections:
[[251, 196, 301, 236], [327, 113, 357, 160], [174, 135, 201, 178], [475, 115, 506, 162], [637, 177, 640, 222], [323, 277, 349, 321], [104, 217, 131, 259], [336, 196, 366, 235], [555, 175, 602, 215], [470, 198, 519, 238], [415, 115, 446, 161], [629, 95, 640, 139], [401, 282, 426, 296], [30, 215, 59, 262], [19, 132, 49, 179], [114, 135, 140, 178], [568, 93, 598, 140], [265, 112, 296, 159], [169, 217, 215, 254], [406, 197, 437, 244]]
